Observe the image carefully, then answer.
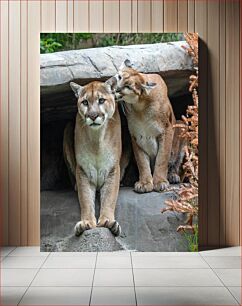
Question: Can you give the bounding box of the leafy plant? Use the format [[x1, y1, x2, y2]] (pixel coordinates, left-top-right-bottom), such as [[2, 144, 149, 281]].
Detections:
[[161, 33, 199, 251], [183, 224, 198, 252], [40, 33, 184, 53], [40, 33, 92, 54], [40, 38, 62, 54], [161, 185, 198, 233], [93, 33, 184, 47]]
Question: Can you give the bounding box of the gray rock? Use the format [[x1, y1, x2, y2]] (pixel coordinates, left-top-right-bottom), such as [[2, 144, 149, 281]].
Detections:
[[41, 187, 189, 252], [52, 228, 125, 252], [40, 41, 194, 98]]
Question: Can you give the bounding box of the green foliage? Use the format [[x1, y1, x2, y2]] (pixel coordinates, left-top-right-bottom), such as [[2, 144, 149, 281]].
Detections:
[[183, 224, 198, 252], [94, 33, 184, 47], [40, 33, 93, 54], [40, 33, 184, 53], [40, 38, 62, 54]]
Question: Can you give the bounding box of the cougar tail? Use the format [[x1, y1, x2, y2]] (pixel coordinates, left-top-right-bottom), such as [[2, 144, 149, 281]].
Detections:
[[120, 145, 131, 182], [63, 122, 76, 189], [168, 120, 186, 184], [119, 119, 132, 183]]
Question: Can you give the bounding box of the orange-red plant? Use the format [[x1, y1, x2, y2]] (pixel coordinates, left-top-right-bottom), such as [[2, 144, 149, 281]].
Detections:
[[161, 33, 199, 234]]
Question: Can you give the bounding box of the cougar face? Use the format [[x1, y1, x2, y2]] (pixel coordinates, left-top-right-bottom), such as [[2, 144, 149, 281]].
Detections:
[[114, 59, 157, 104], [70, 81, 115, 129], [115, 68, 143, 104]]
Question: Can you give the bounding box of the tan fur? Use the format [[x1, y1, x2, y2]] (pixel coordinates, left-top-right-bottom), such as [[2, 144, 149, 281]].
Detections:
[[115, 62, 176, 193], [168, 121, 186, 184], [68, 80, 122, 236]]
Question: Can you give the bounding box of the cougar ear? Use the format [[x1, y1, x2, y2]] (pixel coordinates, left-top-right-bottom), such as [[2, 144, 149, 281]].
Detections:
[[105, 76, 117, 93], [119, 59, 133, 70], [70, 82, 83, 98], [141, 82, 157, 95]]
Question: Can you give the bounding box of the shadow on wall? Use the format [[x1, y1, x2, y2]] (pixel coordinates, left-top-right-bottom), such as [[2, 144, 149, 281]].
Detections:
[[198, 38, 220, 248]]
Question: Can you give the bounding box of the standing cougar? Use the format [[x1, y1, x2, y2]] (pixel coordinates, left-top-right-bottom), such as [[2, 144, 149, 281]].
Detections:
[[114, 59, 182, 193], [68, 80, 122, 236]]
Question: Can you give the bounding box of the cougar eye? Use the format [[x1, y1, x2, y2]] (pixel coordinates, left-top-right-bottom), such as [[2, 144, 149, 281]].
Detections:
[[82, 100, 88, 106], [125, 85, 131, 90], [99, 98, 105, 104]]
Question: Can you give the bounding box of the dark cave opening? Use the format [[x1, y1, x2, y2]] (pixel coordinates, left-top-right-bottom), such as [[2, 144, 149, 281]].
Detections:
[[41, 92, 193, 191]]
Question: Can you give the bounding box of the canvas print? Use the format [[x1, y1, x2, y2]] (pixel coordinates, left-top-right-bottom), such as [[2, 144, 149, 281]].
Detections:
[[40, 33, 198, 252]]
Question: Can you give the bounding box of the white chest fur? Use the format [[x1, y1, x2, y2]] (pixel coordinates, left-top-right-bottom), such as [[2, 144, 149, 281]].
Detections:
[[128, 116, 163, 158], [76, 144, 115, 189]]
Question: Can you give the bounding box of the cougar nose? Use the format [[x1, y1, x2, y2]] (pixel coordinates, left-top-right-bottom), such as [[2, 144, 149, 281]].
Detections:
[[89, 112, 99, 121]]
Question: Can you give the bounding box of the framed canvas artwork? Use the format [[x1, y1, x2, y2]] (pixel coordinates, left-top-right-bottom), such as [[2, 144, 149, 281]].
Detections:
[[40, 33, 198, 252]]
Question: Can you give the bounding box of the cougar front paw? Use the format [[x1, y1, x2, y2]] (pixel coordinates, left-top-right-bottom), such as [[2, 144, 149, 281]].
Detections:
[[74, 219, 96, 236], [134, 180, 153, 193], [97, 217, 121, 236], [168, 172, 181, 184], [153, 178, 169, 192]]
